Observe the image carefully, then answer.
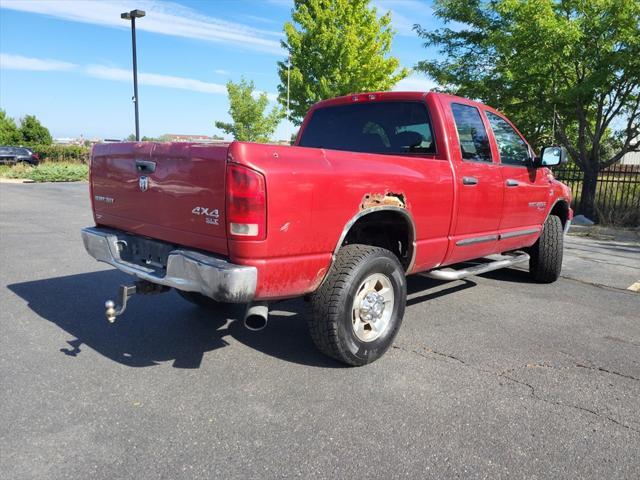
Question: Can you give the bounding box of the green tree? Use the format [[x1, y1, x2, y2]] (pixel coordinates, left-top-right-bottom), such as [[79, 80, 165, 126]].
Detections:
[[19, 115, 52, 145], [0, 110, 23, 144], [126, 133, 136, 141], [415, 0, 640, 220], [215, 78, 284, 142], [278, 0, 409, 124]]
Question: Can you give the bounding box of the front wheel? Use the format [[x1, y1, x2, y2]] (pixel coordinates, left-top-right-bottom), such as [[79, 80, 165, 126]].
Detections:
[[309, 244, 407, 366], [528, 215, 564, 283]]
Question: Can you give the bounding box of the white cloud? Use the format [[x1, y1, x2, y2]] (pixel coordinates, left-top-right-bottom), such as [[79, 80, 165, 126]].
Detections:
[[393, 74, 437, 92], [0, 53, 77, 71], [86, 65, 228, 94], [1, 0, 283, 54], [214, 69, 230, 75], [1, 51, 279, 99], [85, 64, 278, 100]]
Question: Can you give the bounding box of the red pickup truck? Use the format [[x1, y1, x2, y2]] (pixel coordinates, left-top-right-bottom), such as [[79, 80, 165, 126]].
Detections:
[[82, 91, 572, 366]]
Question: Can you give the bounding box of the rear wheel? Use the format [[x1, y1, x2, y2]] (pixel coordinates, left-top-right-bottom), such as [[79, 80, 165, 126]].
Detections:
[[528, 215, 563, 283], [309, 244, 406, 366], [177, 290, 221, 309]]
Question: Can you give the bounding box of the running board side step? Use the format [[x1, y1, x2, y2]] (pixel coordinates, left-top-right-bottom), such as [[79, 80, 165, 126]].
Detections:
[[423, 252, 530, 281]]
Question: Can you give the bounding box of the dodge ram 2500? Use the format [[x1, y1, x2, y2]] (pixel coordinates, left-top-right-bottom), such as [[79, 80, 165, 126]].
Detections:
[[82, 91, 572, 366]]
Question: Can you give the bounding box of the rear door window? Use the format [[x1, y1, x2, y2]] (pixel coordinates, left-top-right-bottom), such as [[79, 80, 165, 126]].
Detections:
[[485, 111, 530, 166], [451, 103, 492, 162], [299, 101, 436, 155]]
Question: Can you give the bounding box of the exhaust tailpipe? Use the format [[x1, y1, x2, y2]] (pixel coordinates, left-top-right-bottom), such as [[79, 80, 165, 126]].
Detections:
[[243, 302, 269, 331]]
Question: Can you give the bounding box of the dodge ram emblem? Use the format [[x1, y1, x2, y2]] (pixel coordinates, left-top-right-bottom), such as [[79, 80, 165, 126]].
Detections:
[[139, 176, 149, 192]]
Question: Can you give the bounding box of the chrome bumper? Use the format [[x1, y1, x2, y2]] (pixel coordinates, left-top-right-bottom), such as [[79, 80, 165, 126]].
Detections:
[[81, 227, 257, 303]]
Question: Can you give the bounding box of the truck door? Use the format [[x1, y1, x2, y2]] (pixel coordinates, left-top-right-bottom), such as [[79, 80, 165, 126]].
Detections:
[[484, 111, 550, 245], [445, 102, 504, 265]]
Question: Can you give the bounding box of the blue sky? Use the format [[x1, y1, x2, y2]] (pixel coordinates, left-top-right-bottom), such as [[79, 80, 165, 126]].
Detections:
[[0, 0, 443, 140]]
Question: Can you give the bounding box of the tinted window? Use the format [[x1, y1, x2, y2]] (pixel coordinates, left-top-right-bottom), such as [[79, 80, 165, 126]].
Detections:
[[486, 112, 530, 166], [451, 103, 492, 162], [0, 147, 14, 154], [299, 102, 436, 154]]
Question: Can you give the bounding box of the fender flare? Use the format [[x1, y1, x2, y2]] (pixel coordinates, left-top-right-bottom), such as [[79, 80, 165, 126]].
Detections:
[[331, 205, 417, 273], [544, 197, 571, 225]]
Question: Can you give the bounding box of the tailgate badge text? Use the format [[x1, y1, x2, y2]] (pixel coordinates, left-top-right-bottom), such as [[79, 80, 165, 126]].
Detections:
[[192, 206, 220, 225]]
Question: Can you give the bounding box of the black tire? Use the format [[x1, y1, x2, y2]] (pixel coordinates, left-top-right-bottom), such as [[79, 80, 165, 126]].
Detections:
[[528, 215, 563, 283], [309, 244, 407, 366], [177, 290, 221, 309]]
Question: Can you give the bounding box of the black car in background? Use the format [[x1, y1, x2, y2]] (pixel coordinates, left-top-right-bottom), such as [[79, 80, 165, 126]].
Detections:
[[0, 146, 40, 165]]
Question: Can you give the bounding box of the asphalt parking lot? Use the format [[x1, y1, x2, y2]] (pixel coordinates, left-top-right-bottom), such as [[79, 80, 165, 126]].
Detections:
[[1, 182, 639, 479]]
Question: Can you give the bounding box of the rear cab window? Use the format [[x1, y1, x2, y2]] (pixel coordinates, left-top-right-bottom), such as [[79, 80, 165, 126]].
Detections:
[[451, 103, 492, 162], [299, 101, 436, 155]]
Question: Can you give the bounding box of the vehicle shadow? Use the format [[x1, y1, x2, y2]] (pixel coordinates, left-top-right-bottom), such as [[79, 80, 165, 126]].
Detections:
[[406, 275, 477, 306], [7, 270, 342, 369], [477, 266, 535, 284], [7, 268, 505, 370]]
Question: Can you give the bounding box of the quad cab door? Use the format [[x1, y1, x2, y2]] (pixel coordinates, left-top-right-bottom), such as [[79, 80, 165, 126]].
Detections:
[[484, 110, 551, 250], [442, 100, 504, 265]]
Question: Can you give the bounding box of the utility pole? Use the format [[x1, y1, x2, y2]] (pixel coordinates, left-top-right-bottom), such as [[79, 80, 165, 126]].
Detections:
[[121, 9, 146, 141]]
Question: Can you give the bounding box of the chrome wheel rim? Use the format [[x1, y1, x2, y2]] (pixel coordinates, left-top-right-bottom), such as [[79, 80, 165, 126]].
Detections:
[[351, 273, 394, 342]]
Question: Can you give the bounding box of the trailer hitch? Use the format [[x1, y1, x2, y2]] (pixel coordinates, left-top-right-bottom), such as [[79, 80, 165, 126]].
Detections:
[[105, 280, 169, 323]]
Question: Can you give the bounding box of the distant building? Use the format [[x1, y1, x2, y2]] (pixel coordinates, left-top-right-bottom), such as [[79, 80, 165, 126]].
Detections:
[[160, 134, 226, 144], [620, 151, 640, 165], [54, 136, 97, 146]]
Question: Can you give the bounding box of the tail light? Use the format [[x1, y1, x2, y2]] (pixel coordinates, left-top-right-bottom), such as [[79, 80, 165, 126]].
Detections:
[[226, 163, 266, 240]]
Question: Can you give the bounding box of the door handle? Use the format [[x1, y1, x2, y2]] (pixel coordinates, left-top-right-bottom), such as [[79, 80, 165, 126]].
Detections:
[[135, 160, 156, 173], [462, 176, 478, 185], [506, 179, 519, 187]]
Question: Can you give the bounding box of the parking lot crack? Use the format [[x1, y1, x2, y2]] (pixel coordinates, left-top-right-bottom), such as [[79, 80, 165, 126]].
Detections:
[[392, 344, 468, 365], [575, 363, 640, 382], [393, 345, 639, 434], [499, 372, 639, 434]]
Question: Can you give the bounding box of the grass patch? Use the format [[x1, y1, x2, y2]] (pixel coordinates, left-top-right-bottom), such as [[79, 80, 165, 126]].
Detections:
[[0, 162, 88, 182]]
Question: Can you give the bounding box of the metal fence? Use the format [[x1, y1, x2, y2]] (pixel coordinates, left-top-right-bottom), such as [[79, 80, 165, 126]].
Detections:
[[551, 163, 640, 226]]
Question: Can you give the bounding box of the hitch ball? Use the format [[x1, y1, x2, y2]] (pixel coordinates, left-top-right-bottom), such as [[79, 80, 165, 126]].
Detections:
[[105, 300, 117, 323]]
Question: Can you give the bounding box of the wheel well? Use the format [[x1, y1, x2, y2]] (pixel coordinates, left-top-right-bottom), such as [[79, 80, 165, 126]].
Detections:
[[340, 210, 414, 271], [549, 200, 570, 227]]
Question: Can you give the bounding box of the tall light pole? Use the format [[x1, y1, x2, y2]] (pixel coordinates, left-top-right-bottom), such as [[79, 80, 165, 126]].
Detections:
[[121, 9, 145, 141]]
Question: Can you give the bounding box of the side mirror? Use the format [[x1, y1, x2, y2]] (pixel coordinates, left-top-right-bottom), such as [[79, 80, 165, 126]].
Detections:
[[536, 146, 567, 167]]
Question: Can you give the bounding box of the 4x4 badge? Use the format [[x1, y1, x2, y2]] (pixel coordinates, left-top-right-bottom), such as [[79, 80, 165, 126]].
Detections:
[[139, 176, 149, 192]]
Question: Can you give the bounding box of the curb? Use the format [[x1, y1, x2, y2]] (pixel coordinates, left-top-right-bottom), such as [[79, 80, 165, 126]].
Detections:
[[0, 178, 35, 184], [568, 224, 640, 243]]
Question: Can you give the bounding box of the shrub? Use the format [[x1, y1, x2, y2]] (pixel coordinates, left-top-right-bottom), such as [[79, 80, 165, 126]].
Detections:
[[29, 144, 90, 164], [0, 162, 88, 182]]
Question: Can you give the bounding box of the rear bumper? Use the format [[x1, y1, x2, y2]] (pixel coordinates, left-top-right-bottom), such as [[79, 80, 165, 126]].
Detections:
[[81, 227, 256, 303]]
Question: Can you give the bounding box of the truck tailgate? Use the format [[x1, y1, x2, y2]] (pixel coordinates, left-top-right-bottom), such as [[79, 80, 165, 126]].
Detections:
[[91, 142, 229, 254]]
